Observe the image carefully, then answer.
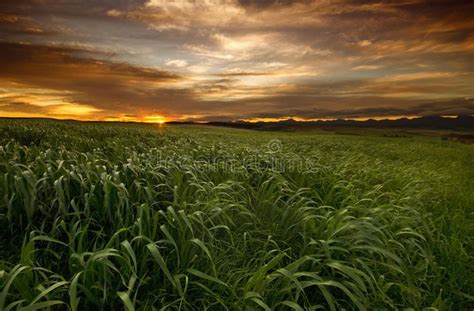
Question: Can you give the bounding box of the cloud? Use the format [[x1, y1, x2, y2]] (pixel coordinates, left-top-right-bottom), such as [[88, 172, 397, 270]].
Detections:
[[352, 65, 381, 71], [0, 0, 472, 121], [0, 100, 101, 119], [0, 12, 59, 36], [237, 0, 309, 9], [0, 42, 189, 118], [166, 59, 188, 67], [377, 72, 463, 82], [0, 42, 182, 86], [218, 71, 273, 77], [190, 98, 474, 121], [0, 102, 49, 114]]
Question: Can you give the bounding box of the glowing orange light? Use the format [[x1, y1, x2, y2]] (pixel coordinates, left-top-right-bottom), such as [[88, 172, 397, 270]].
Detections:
[[143, 115, 167, 124]]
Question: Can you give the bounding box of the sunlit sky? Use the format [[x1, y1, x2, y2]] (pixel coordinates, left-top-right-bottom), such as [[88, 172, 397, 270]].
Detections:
[[0, 0, 473, 122]]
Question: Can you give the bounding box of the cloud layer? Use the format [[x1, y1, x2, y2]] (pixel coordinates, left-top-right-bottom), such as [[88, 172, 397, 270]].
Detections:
[[0, 0, 473, 121]]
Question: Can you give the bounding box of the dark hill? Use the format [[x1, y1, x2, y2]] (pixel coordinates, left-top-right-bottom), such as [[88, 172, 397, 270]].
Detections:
[[168, 115, 474, 132]]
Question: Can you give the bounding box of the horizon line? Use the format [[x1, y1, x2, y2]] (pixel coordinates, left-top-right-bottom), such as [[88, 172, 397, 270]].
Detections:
[[0, 115, 472, 125]]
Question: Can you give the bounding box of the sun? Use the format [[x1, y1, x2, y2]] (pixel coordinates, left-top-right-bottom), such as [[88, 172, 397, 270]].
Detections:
[[144, 115, 167, 124]]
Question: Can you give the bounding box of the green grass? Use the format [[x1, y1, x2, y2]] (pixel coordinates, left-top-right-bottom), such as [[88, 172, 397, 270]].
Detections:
[[0, 118, 473, 310]]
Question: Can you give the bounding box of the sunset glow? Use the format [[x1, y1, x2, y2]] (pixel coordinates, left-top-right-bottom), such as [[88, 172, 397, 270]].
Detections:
[[0, 0, 473, 122], [144, 115, 167, 124]]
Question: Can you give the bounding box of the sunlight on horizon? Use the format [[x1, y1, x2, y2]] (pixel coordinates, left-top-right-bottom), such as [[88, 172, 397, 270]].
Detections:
[[0, 0, 472, 121]]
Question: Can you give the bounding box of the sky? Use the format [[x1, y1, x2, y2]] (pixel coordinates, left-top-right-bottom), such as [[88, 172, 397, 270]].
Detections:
[[0, 0, 473, 122]]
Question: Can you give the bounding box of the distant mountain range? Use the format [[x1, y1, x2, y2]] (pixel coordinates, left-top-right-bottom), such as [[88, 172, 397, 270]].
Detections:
[[167, 116, 474, 132]]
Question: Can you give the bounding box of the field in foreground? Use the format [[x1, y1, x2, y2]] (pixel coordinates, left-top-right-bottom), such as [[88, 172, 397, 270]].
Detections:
[[0, 119, 473, 310]]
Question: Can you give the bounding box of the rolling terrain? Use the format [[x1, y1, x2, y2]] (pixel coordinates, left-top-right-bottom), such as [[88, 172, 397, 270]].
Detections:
[[0, 119, 473, 310]]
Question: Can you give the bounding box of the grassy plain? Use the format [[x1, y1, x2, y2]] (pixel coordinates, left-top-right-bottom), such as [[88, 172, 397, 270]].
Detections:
[[0, 119, 473, 310]]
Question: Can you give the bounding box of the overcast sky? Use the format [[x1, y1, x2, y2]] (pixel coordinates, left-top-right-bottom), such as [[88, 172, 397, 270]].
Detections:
[[0, 0, 473, 122]]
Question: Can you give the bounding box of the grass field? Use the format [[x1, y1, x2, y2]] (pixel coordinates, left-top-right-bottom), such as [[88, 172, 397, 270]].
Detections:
[[0, 119, 473, 310]]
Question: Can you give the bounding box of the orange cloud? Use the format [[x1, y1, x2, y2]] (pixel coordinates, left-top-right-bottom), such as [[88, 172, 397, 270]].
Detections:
[[0, 0, 473, 121]]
